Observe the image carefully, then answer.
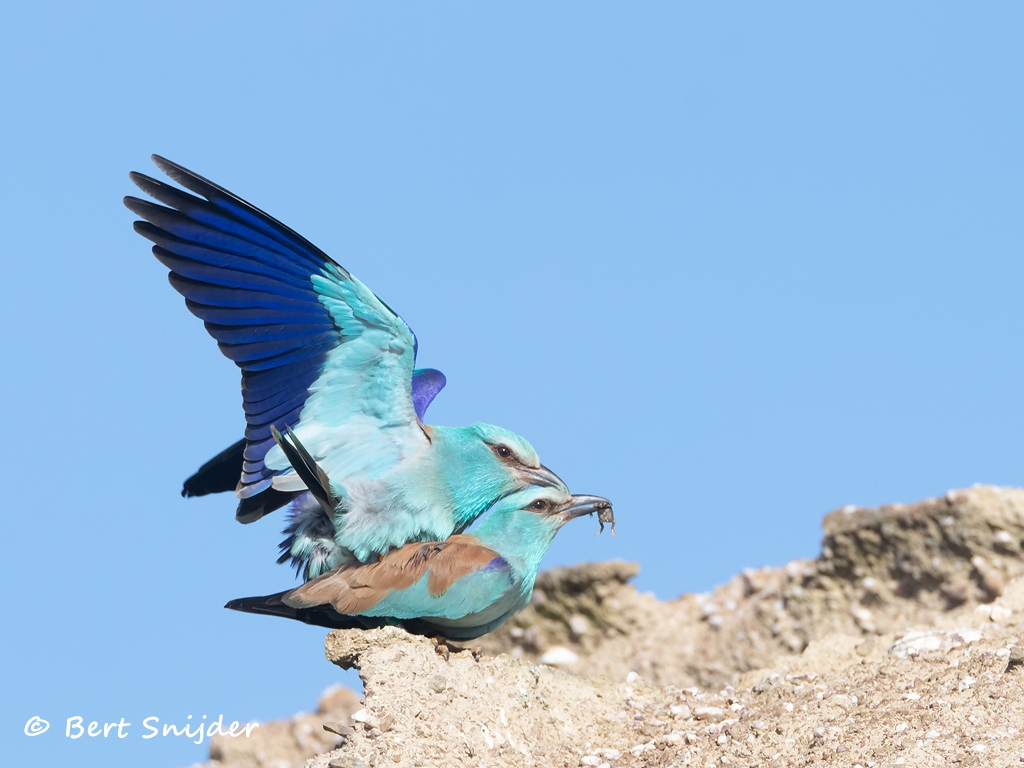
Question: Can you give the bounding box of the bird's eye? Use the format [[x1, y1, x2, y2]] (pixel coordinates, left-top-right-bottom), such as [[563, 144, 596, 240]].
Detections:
[[496, 445, 512, 460], [531, 499, 549, 512]]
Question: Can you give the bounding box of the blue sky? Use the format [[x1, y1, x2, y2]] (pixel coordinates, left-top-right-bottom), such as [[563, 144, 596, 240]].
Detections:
[[3, 3, 1024, 766]]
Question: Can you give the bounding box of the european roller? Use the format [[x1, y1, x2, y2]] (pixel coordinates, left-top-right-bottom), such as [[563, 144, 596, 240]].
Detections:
[[124, 156, 570, 579], [225, 486, 614, 640]]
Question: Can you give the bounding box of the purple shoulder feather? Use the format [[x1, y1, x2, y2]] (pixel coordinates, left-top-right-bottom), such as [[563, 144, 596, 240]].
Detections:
[[411, 368, 447, 421]]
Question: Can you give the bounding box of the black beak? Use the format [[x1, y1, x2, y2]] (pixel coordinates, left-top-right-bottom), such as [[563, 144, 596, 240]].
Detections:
[[557, 494, 614, 525], [518, 464, 569, 493]]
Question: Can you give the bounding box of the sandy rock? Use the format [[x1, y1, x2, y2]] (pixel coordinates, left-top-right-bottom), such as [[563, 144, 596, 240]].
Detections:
[[310, 617, 1024, 768], [190, 485, 1024, 768], [196, 684, 360, 768]]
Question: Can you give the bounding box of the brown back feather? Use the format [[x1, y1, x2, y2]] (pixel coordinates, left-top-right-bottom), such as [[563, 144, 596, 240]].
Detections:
[[425, 538, 505, 596], [282, 535, 502, 615]]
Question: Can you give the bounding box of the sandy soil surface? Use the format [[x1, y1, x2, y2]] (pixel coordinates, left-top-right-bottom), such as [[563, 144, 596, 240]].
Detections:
[[194, 485, 1024, 768]]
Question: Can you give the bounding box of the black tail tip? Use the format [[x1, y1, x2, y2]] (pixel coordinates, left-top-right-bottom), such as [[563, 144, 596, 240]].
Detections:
[[224, 596, 263, 612]]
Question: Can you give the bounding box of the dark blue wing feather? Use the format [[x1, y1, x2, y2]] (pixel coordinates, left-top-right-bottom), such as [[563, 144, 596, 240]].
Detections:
[[149, 156, 330, 269], [184, 300, 323, 326], [126, 156, 342, 501], [152, 249, 315, 299], [134, 221, 312, 286], [127, 156, 448, 518], [167, 274, 320, 312], [205, 323, 328, 345], [244, 392, 312, 424], [240, 357, 328, 398]]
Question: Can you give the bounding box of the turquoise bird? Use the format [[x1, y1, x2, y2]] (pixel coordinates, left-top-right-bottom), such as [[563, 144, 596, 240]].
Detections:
[[124, 156, 569, 579], [225, 485, 614, 640]]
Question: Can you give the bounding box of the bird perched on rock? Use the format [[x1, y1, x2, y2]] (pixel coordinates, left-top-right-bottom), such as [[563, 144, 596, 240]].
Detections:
[[124, 156, 570, 579], [226, 482, 614, 640]]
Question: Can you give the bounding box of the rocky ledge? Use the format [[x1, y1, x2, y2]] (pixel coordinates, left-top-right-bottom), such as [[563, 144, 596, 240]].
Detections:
[[197, 485, 1024, 768]]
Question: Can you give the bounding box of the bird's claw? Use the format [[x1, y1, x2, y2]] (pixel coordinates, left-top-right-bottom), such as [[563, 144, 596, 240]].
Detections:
[[433, 638, 451, 661], [433, 638, 482, 662]]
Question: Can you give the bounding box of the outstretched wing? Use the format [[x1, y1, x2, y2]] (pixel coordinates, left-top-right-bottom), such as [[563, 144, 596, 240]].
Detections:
[[125, 156, 433, 513]]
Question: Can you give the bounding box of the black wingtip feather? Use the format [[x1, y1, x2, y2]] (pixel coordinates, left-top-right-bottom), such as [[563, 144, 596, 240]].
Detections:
[[129, 171, 180, 203], [123, 195, 167, 219], [145, 155, 347, 276], [151, 154, 247, 208], [128, 170, 157, 189], [182, 439, 247, 498]]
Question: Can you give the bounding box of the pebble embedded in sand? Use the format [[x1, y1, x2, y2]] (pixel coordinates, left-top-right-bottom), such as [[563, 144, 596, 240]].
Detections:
[[539, 646, 579, 666], [693, 706, 724, 721]]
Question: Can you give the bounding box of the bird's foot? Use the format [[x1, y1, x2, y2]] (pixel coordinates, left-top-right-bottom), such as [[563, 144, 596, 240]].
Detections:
[[433, 638, 452, 662], [432, 639, 482, 662]]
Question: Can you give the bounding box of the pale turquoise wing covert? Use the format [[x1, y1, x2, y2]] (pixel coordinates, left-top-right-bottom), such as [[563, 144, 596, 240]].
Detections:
[[264, 263, 430, 490]]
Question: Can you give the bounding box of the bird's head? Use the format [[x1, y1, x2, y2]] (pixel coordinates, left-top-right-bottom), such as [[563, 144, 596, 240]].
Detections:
[[435, 423, 569, 526], [503, 487, 613, 529], [474, 487, 615, 572], [467, 422, 568, 492]]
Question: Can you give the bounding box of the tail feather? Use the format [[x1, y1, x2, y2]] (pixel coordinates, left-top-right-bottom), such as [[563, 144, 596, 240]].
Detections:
[[181, 438, 300, 523], [224, 592, 470, 637], [225, 592, 386, 630]]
